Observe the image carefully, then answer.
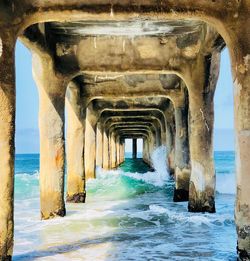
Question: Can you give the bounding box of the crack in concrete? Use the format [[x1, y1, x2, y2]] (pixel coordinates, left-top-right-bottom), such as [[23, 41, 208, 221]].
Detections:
[[200, 108, 210, 132]]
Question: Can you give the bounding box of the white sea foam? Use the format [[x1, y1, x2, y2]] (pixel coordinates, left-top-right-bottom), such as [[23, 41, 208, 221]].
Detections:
[[121, 146, 169, 187], [15, 171, 39, 181], [151, 146, 168, 176], [149, 204, 234, 226], [149, 204, 168, 214]]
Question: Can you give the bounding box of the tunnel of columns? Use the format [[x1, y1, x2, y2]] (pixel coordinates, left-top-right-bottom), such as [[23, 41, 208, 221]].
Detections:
[[0, 1, 250, 260]]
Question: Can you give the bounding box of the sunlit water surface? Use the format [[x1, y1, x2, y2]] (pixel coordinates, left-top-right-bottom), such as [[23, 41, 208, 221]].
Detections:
[[13, 148, 237, 260]]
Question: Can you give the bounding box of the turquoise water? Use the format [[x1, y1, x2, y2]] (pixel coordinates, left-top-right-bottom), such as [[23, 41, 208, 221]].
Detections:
[[13, 149, 237, 260]]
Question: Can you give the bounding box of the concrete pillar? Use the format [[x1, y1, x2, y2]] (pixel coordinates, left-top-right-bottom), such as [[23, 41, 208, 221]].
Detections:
[[155, 128, 161, 147], [165, 124, 174, 174], [102, 129, 109, 170], [119, 139, 125, 164], [132, 139, 137, 159], [110, 132, 116, 168], [119, 142, 122, 164], [96, 123, 103, 167], [84, 104, 97, 180], [116, 135, 120, 166], [143, 139, 148, 163], [144, 138, 152, 166], [66, 83, 86, 203], [33, 53, 67, 220], [187, 53, 220, 213], [122, 139, 125, 163], [232, 30, 250, 258], [108, 132, 112, 168], [0, 31, 15, 260], [173, 95, 190, 202], [160, 123, 167, 148], [149, 133, 156, 158]]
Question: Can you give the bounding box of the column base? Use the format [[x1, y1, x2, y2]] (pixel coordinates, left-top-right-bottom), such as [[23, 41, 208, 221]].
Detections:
[[237, 247, 250, 261], [188, 182, 215, 213], [169, 168, 175, 176], [188, 199, 215, 213], [67, 192, 86, 203], [142, 159, 151, 166], [41, 207, 66, 220], [237, 245, 250, 261], [0, 255, 12, 261], [173, 188, 189, 202]]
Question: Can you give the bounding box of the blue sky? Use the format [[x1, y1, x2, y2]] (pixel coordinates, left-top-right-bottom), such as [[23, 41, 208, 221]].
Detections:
[[15, 41, 234, 153]]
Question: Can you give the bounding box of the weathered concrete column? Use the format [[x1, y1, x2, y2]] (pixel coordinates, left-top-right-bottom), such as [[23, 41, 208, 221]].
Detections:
[[186, 53, 220, 213], [132, 139, 137, 159], [66, 82, 86, 203], [164, 107, 175, 175], [147, 136, 155, 167], [143, 138, 150, 165], [102, 129, 109, 170], [155, 128, 161, 147], [231, 27, 250, 259], [122, 139, 125, 163], [96, 123, 103, 168], [116, 135, 120, 166], [173, 93, 190, 202], [110, 132, 117, 168], [0, 30, 15, 260], [119, 139, 125, 164], [33, 52, 67, 219], [149, 132, 156, 158], [84, 104, 98, 179], [108, 132, 112, 168], [165, 124, 174, 174]]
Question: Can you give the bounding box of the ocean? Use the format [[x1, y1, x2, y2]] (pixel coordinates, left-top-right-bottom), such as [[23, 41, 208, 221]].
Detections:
[[13, 147, 236, 260]]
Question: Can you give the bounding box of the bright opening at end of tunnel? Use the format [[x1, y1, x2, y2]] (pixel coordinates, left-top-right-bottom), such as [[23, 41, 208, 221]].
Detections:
[[124, 138, 143, 158]]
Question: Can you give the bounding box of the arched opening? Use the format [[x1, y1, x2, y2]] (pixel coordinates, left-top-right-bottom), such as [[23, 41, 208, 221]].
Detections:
[[0, 5, 249, 257], [14, 40, 41, 252], [212, 46, 236, 254]]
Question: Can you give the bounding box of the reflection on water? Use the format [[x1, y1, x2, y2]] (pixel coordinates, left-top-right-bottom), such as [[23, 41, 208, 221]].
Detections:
[[13, 148, 237, 260]]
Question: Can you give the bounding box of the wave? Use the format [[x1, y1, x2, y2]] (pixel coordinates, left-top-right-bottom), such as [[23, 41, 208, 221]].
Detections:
[[86, 146, 170, 200], [149, 204, 234, 227], [13, 147, 236, 203], [15, 171, 40, 200], [120, 146, 169, 187]]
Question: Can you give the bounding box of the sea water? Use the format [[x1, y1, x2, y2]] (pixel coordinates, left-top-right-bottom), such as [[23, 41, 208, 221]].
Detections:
[[13, 148, 237, 260]]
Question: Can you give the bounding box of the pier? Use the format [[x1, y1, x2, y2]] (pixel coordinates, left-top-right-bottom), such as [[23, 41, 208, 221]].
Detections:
[[0, 1, 250, 260]]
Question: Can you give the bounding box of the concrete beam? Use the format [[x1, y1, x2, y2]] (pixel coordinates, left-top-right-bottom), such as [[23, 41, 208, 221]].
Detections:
[[4, 0, 242, 38]]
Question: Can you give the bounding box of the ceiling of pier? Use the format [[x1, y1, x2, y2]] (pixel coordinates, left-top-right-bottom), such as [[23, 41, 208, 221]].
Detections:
[[91, 96, 171, 110], [22, 17, 223, 142], [75, 73, 182, 93], [23, 18, 223, 75], [49, 19, 204, 39]]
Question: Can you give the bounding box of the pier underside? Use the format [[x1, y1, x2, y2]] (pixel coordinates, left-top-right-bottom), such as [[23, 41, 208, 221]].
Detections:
[[0, 1, 250, 259]]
